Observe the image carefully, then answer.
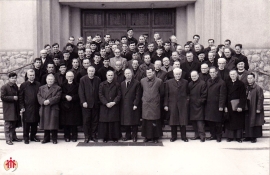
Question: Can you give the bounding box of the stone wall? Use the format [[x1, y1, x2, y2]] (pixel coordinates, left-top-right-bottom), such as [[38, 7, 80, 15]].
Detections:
[[0, 49, 269, 91]]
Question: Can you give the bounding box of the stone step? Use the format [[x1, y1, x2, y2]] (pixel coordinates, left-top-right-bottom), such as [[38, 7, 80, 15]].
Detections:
[[265, 105, 270, 111], [264, 99, 270, 105]]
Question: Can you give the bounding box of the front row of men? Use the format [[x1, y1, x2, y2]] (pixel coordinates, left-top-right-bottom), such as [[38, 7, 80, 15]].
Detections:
[[1, 66, 264, 145]]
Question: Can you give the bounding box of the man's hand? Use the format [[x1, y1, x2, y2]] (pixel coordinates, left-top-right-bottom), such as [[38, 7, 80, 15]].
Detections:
[[219, 107, 223, 112], [256, 110, 260, 113], [44, 100, 50, 105], [164, 106, 169, 111], [66, 95, 72, 101], [14, 96, 18, 101], [20, 108, 25, 113], [237, 108, 242, 112], [133, 106, 137, 110], [106, 103, 112, 108], [224, 107, 228, 113], [83, 102, 88, 108]]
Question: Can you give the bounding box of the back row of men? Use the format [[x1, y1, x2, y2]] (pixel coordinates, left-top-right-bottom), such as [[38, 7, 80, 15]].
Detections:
[[1, 31, 264, 145]]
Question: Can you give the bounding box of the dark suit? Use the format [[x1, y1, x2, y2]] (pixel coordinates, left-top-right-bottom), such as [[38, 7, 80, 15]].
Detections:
[[78, 76, 101, 139], [217, 68, 230, 82], [120, 79, 142, 139], [180, 61, 201, 82]]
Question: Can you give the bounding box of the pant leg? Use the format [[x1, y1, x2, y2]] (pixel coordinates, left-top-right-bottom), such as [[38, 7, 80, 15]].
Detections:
[[171, 125, 177, 139], [23, 122, 31, 141], [180, 125, 187, 139], [235, 129, 243, 139], [71, 126, 78, 140], [131, 125, 138, 139], [91, 108, 99, 138], [192, 121, 199, 137], [207, 121, 215, 137], [63, 126, 71, 139], [125, 126, 131, 139], [44, 130, 50, 141], [197, 121, 205, 139], [30, 122, 38, 140], [216, 122, 223, 139], [4, 121, 12, 141], [82, 108, 91, 139], [51, 130, 58, 141]]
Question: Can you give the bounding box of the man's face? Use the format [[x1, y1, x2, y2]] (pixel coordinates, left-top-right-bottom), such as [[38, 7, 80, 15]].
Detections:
[[90, 44, 97, 50], [85, 43, 91, 49], [148, 44, 154, 52], [208, 53, 214, 62], [163, 58, 170, 66], [186, 53, 193, 62], [154, 34, 160, 40], [146, 69, 154, 79], [87, 67, 95, 77], [219, 46, 225, 52], [87, 36, 92, 43], [9, 76, 17, 84], [194, 45, 201, 52], [27, 72, 35, 81], [184, 45, 190, 52], [138, 45, 145, 53], [53, 45, 59, 53], [78, 37, 84, 43], [77, 44, 84, 49], [114, 49, 121, 57], [112, 45, 118, 52], [154, 61, 162, 70], [156, 49, 163, 55], [224, 41, 230, 48], [121, 37, 127, 44], [53, 58, 60, 65], [109, 41, 114, 47], [41, 51, 47, 58], [193, 36, 200, 43], [211, 46, 217, 53], [173, 62, 180, 69], [201, 65, 209, 74], [209, 69, 217, 79], [104, 35, 111, 42], [122, 44, 128, 51], [164, 43, 170, 50], [95, 36, 101, 41], [157, 39, 163, 46], [115, 62, 122, 71], [105, 45, 111, 52], [34, 60, 41, 69], [224, 49, 231, 58], [85, 49, 91, 56], [72, 60, 79, 68], [46, 76, 54, 86], [68, 37, 75, 45], [237, 62, 245, 70], [132, 53, 138, 60], [176, 46, 182, 53], [83, 60, 90, 69], [124, 70, 132, 79], [66, 73, 74, 82], [59, 66, 67, 74], [139, 36, 145, 43], [78, 50, 84, 58], [100, 49, 106, 56], [191, 72, 199, 81], [198, 54, 205, 62], [247, 75, 255, 84], [174, 71, 181, 80], [172, 52, 179, 60], [129, 43, 136, 50], [103, 60, 110, 67], [63, 53, 70, 60], [170, 36, 177, 43], [94, 55, 101, 63], [208, 40, 214, 46], [45, 46, 51, 54], [218, 61, 226, 69], [144, 55, 151, 64], [66, 46, 73, 53], [132, 61, 139, 70], [235, 46, 241, 54], [47, 64, 54, 73], [106, 72, 114, 81], [127, 30, 133, 37], [229, 71, 237, 80]]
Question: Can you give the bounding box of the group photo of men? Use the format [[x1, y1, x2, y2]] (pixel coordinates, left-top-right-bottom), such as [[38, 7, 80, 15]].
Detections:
[[1, 29, 265, 145]]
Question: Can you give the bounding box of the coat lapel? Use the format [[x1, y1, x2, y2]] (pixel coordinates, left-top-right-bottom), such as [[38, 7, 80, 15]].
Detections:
[[45, 84, 56, 98], [125, 79, 134, 95]]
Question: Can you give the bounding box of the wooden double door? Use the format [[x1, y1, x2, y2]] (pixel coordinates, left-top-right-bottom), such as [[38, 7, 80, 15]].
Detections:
[[81, 9, 175, 43]]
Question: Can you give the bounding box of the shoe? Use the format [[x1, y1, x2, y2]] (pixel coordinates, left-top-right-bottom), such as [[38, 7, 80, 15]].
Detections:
[[6, 141, 13, 145], [243, 138, 251, 142], [154, 139, 158, 143], [122, 137, 130, 141], [12, 138, 22, 142], [216, 138, 222, 142], [170, 138, 177, 142], [236, 139, 242, 143], [206, 136, 216, 141], [133, 137, 137, 142], [24, 140, 29, 144], [90, 137, 98, 142], [30, 137, 40, 142], [143, 138, 150, 142], [72, 139, 77, 142], [181, 138, 189, 142], [65, 138, 70, 142], [113, 139, 118, 143], [53, 141, 57, 144], [251, 138, 257, 143], [226, 138, 233, 142], [200, 138, 205, 142], [103, 139, 108, 143], [190, 136, 200, 140], [84, 139, 89, 143], [41, 140, 49, 144]]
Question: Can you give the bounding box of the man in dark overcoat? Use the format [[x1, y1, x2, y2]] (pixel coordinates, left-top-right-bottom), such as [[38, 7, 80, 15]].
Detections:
[[205, 67, 226, 142], [19, 69, 41, 144], [141, 68, 164, 143], [189, 71, 207, 142], [217, 58, 230, 82], [180, 51, 201, 82], [164, 68, 189, 142], [60, 71, 82, 142], [225, 70, 246, 143], [130, 59, 144, 81], [199, 63, 211, 82], [98, 70, 122, 142], [1, 72, 22, 145], [78, 66, 101, 143], [54, 63, 67, 86], [37, 74, 62, 144], [236, 60, 250, 85], [120, 69, 141, 142], [244, 73, 265, 143]]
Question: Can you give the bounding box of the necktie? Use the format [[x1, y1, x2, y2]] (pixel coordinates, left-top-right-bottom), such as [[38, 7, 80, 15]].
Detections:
[[127, 81, 130, 88]]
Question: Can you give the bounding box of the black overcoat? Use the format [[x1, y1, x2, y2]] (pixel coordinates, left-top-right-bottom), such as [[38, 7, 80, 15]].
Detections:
[[180, 61, 201, 82], [120, 79, 142, 125]]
